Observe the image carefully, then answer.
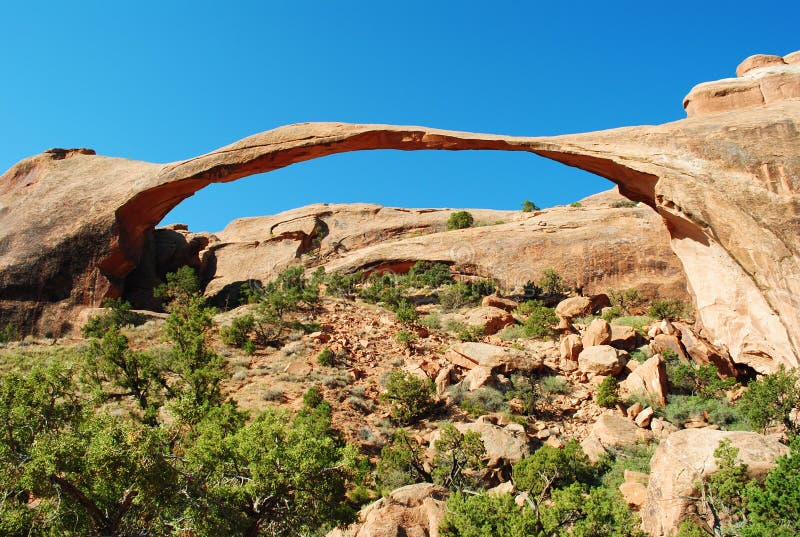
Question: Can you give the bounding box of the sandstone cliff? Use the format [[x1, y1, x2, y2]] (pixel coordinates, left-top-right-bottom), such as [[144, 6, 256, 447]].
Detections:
[[1, 51, 798, 372]]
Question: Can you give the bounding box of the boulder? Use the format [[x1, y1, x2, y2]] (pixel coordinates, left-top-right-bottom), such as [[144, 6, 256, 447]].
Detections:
[[463, 306, 516, 335], [634, 407, 654, 428], [349, 483, 448, 537], [430, 417, 530, 467], [673, 322, 738, 378], [445, 342, 542, 374], [651, 334, 687, 361], [578, 345, 627, 376], [581, 414, 649, 462], [619, 355, 669, 405], [462, 366, 494, 391], [481, 295, 519, 312], [619, 470, 649, 510], [582, 318, 612, 347], [559, 333, 583, 365], [555, 296, 593, 320], [610, 324, 637, 350], [642, 429, 789, 537], [434, 365, 454, 398]]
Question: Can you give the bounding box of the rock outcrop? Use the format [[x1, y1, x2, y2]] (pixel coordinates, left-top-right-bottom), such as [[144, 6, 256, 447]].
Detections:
[[1, 51, 798, 373], [642, 428, 789, 536]]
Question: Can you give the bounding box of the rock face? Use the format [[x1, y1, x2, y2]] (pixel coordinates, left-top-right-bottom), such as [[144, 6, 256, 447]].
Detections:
[[1, 51, 798, 374], [642, 428, 789, 536]]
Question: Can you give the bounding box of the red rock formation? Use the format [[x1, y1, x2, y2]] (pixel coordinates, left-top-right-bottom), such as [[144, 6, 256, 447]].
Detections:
[[1, 51, 798, 372]]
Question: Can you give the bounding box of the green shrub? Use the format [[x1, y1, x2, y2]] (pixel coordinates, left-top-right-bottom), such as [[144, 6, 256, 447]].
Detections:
[[611, 200, 638, 208], [419, 312, 441, 330], [518, 300, 558, 339], [324, 270, 364, 298], [737, 367, 800, 434], [602, 304, 624, 322], [599, 442, 656, 489], [438, 280, 495, 311], [302, 385, 325, 408], [608, 288, 646, 315], [394, 330, 417, 348], [741, 436, 800, 536], [537, 268, 568, 296], [497, 324, 525, 341], [456, 325, 484, 342], [613, 315, 654, 336], [394, 299, 419, 325], [407, 261, 453, 288], [596, 376, 620, 408], [0, 323, 20, 343], [628, 346, 653, 363], [431, 423, 486, 491], [539, 375, 571, 395], [317, 347, 335, 366], [458, 387, 506, 417], [664, 395, 743, 429], [81, 298, 145, 338], [649, 299, 688, 320], [219, 314, 255, 349], [446, 211, 474, 230], [521, 200, 540, 212], [379, 370, 436, 424], [376, 428, 429, 492], [570, 201, 583, 208], [514, 441, 594, 497], [675, 521, 709, 537]]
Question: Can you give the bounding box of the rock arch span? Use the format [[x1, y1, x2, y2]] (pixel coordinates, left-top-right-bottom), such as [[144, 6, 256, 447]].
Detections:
[[1, 52, 799, 372]]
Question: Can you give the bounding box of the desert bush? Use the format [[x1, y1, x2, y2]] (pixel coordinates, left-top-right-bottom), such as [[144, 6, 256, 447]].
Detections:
[[539, 375, 571, 395], [379, 370, 436, 424], [517, 300, 558, 339], [438, 281, 491, 311], [81, 298, 145, 338], [407, 261, 453, 288], [394, 329, 417, 349], [220, 314, 255, 349], [431, 422, 486, 491], [612, 315, 654, 336], [458, 387, 506, 417], [611, 200, 638, 208], [446, 211, 474, 230], [262, 386, 285, 401], [596, 376, 620, 408], [418, 312, 441, 330], [737, 367, 800, 434], [537, 268, 568, 296], [302, 385, 325, 408], [608, 288, 646, 315], [317, 347, 335, 366], [521, 200, 540, 212], [570, 201, 583, 208], [514, 441, 594, 497], [324, 269, 364, 298], [649, 299, 688, 320], [394, 299, 419, 325], [497, 324, 525, 341], [456, 325, 484, 342]]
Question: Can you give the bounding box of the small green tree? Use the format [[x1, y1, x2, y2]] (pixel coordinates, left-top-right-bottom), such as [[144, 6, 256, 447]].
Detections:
[[431, 423, 486, 492], [82, 324, 165, 424], [521, 200, 540, 212], [447, 211, 474, 230], [596, 376, 620, 408], [649, 299, 688, 321], [380, 370, 436, 424], [376, 428, 432, 491], [741, 436, 800, 537], [536, 269, 568, 297], [737, 367, 800, 434]]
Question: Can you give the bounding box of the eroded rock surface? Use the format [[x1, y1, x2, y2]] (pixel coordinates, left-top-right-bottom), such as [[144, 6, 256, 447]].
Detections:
[[1, 51, 798, 373]]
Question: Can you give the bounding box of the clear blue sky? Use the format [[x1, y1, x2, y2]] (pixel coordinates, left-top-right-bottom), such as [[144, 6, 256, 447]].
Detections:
[[2, 2, 798, 232]]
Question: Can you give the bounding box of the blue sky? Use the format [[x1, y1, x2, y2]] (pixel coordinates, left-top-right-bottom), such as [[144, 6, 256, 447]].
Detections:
[[2, 2, 798, 232]]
